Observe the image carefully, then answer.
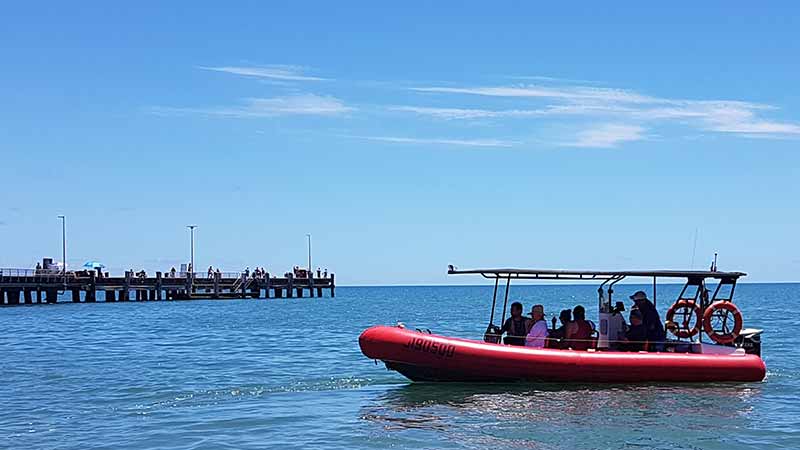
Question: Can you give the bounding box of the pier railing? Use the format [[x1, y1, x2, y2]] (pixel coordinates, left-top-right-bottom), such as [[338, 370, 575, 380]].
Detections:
[[1, 268, 335, 306], [0, 268, 36, 277], [0, 268, 76, 281], [170, 271, 243, 279]]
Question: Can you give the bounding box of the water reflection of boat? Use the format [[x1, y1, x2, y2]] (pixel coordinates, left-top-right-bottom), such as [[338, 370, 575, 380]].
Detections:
[[370, 382, 761, 422], [362, 382, 763, 448], [377, 382, 762, 409], [360, 267, 766, 383]]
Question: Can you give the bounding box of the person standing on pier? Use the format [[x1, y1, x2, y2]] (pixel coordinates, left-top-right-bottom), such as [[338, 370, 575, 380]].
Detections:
[[207, 266, 213, 278]]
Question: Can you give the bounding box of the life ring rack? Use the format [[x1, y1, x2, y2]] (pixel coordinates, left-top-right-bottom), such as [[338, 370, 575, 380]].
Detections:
[[665, 299, 702, 338], [702, 301, 744, 345]]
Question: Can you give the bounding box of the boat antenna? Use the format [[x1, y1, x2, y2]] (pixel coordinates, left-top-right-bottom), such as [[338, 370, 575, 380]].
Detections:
[[690, 228, 699, 270]]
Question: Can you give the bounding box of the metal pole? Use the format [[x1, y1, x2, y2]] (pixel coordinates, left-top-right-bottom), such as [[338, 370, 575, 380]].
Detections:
[[58, 215, 66, 290], [187, 225, 197, 274], [499, 275, 512, 328], [306, 234, 312, 273], [488, 277, 499, 325], [653, 276, 657, 308]]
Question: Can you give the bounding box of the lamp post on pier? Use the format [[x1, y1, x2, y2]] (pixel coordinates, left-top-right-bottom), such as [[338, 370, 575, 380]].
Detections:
[[57, 215, 66, 290], [306, 234, 312, 274], [187, 225, 197, 274]]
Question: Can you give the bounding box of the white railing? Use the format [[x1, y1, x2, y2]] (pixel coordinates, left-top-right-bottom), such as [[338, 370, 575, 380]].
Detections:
[[0, 268, 77, 281], [0, 268, 36, 277]]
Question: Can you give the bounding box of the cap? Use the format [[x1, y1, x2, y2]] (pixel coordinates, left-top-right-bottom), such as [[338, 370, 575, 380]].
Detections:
[[630, 291, 648, 301]]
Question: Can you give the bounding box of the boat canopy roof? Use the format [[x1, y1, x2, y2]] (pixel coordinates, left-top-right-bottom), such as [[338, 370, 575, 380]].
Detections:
[[447, 266, 746, 280]]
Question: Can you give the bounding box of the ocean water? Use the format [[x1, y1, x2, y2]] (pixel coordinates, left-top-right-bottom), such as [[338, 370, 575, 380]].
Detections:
[[1, 283, 798, 450]]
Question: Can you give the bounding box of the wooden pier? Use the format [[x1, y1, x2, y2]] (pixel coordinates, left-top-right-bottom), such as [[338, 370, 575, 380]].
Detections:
[[0, 269, 335, 306]]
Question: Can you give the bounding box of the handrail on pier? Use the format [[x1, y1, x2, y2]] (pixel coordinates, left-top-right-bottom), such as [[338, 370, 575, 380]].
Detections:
[[0, 268, 36, 277], [0, 267, 77, 281]]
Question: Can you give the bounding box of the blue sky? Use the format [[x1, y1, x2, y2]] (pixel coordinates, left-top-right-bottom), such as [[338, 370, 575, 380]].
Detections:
[[1, 2, 799, 284]]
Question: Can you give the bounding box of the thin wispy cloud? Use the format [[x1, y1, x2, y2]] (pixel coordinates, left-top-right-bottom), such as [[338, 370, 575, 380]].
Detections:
[[164, 64, 800, 149], [152, 94, 353, 118], [412, 85, 657, 104], [344, 135, 518, 148], [563, 124, 647, 148], [504, 75, 603, 85], [406, 83, 800, 142], [199, 65, 328, 81], [390, 105, 548, 120]]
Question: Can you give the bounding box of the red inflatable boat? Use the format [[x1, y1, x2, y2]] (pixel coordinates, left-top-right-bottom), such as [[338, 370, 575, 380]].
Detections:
[[359, 267, 767, 383], [360, 325, 765, 382]]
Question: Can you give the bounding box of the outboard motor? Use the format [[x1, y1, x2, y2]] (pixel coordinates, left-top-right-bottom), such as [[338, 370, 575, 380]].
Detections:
[[735, 328, 763, 356]]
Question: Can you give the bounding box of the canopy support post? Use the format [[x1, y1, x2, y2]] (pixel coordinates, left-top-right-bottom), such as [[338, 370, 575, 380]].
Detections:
[[499, 275, 511, 329], [608, 275, 625, 309], [488, 277, 499, 326], [653, 276, 657, 308]]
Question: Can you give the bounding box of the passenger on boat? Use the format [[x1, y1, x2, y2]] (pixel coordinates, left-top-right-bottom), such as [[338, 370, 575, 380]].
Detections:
[[565, 305, 593, 350], [500, 302, 530, 346], [525, 304, 549, 348], [623, 308, 647, 351], [607, 301, 628, 350], [629, 291, 665, 349], [548, 309, 572, 348]]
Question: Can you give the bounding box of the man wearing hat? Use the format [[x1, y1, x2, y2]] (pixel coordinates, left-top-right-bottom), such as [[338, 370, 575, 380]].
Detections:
[[629, 290, 665, 349], [525, 304, 549, 348]]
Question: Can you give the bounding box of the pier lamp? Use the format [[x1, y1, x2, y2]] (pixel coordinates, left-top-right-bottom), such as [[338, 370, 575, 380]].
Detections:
[[57, 215, 66, 272], [307, 234, 312, 274], [187, 225, 197, 274], [58, 215, 66, 289]]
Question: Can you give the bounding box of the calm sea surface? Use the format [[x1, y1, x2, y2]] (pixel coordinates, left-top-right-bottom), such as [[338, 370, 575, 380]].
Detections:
[[1, 283, 798, 449]]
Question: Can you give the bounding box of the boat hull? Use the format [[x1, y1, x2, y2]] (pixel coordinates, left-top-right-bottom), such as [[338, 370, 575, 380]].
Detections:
[[359, 326, 766, 383]]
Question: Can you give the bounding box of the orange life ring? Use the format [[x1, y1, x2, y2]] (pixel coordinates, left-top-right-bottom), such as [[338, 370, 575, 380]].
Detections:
[[666, 300, 701, 338], [702, 301, 743, 344]]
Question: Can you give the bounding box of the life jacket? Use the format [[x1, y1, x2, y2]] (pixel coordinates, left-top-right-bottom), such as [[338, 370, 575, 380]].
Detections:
[[511, 317, 528, 337], [567, 319, 592, 351], [503, 317, 528, 346]]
